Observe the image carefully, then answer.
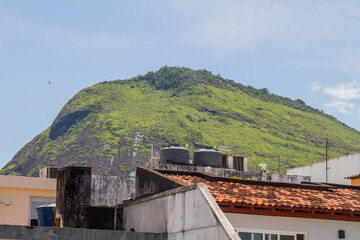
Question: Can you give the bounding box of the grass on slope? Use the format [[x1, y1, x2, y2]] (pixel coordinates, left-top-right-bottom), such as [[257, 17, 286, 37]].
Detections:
[[2, 66, 360, 176]]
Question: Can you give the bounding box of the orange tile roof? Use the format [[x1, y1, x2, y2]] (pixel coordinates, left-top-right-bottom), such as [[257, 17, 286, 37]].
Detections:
[[166, 173, 360, 214]]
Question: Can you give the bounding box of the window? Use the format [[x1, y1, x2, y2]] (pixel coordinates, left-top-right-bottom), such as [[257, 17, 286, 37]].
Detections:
[[237, 229, 306, 240], [222, 155, 228, 168], [254, 233, 263, 240], [238, 232, 251, 240], [280, 236, 295, 240], [233, 157, 244, 171], [296, 234, 305, 240], [265, 234, 278, 240]]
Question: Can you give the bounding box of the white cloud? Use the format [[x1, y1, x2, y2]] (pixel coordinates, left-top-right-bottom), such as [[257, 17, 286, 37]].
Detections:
[[310, 81, 321, 92], [311, 80, 360, 114], [323, 81, 360, 101], [325, 100, 355, 114]]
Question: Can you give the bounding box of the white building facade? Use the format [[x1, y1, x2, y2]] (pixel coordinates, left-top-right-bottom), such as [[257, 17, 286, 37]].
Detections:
[[226, 213, 358, 240], [287, 153, 360, 185]]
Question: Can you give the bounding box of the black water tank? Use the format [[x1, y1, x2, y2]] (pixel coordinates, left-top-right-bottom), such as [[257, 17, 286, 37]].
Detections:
[[193, 149, 222, 166], [160, 146, 190, 164]]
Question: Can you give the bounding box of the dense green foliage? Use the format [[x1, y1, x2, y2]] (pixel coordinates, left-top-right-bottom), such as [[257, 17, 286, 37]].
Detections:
[[2, 66, 360, 176]]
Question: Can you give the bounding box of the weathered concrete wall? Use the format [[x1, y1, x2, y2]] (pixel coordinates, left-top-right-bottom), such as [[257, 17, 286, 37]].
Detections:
[[135, 167, 186, 198], [240, 171, 311, 183], [91, 175, 135, 206], [56, 166, 91, 228], [0, 224, 167, 240], [123, 184, 240, 240], [91, 163, 309, 208], [156, 163, 310, 184], [287, 153, 360, 185], [89, 206, 122, 230]]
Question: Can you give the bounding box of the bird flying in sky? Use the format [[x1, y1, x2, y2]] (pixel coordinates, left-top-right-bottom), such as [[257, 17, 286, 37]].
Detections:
[[48, 81, 51, 85]]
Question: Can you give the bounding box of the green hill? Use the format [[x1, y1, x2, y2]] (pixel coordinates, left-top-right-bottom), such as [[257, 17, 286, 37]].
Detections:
[[2, 66, 360, 176]]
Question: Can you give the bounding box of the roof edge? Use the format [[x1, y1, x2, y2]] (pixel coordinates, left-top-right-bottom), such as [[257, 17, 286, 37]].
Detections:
[[155, 168, 338, 191]]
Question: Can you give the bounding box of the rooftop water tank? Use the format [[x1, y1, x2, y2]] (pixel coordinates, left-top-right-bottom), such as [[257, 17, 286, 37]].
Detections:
[[160, 146, 190, 164], [193, 149, 222, 166], [36, 203, 55, 227]]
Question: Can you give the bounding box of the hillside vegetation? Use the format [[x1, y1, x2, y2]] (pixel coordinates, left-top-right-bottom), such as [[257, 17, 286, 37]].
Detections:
[[2, 66, 360, 176]]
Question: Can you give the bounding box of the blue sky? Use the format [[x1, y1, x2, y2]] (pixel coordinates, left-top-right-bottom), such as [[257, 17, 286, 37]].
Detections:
[[1, 0, 360, 168]]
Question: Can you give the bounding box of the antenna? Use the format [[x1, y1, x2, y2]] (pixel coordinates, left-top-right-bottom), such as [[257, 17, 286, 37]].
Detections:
[[146, 144, 160, 167], [114, 142, 121, 230], [278, 155, 280, 174], [151, 144, 154, 158], [326, 136, 329, 183]]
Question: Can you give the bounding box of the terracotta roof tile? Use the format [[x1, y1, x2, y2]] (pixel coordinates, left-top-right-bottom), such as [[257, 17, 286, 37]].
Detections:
[[166, 173, 360, 214]]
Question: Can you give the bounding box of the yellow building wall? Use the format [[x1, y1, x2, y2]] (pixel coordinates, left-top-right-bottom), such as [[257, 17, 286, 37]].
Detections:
[[351, 178, 360, 186], [0, 175, 56, 226]]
